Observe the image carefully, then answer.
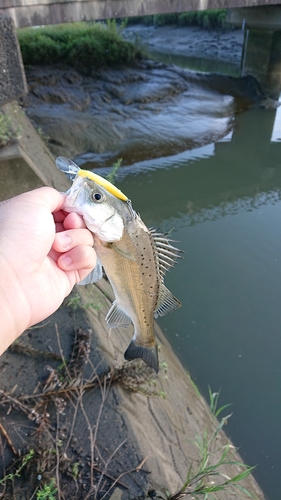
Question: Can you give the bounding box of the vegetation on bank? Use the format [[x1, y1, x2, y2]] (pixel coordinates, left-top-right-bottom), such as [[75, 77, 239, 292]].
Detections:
[[0, 111, 21, 148], [127, 9, 231, 30], [17, 20, 142, 71], [17, 9, 232, 70]]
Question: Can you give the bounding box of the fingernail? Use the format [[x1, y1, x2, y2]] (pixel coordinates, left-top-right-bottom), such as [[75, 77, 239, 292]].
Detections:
[[57, 234, 72, 249], [60, 255, 72, 267]]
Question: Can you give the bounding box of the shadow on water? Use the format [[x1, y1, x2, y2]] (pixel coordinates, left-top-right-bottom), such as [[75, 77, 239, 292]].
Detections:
[[113, 105, 281, 500]]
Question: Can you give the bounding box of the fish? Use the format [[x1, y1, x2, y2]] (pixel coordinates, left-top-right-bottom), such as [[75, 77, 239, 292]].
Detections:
[[56, 156, 182, 373]]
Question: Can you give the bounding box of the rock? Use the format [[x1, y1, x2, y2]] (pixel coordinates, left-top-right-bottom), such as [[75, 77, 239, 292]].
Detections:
[[109, 487, 123, 500]]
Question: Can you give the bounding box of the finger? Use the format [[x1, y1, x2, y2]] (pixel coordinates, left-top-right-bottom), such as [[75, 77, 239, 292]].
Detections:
[[63, 212, 87, 230], [76, 268, 97, 284], [57, 245, 97, 271], [53, 210, 66, 223], [21, 187, 66, 214], [53, 228, 94, 253], [55, 222, 64, 233]]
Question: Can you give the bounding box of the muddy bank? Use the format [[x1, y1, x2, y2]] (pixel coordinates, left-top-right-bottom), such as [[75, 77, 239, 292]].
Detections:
[[123, 24, 244, 64], [22, 59, 271, 170]]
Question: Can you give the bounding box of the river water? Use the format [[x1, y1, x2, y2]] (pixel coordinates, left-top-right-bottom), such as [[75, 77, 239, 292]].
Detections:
[[81, 53, 281, 498]]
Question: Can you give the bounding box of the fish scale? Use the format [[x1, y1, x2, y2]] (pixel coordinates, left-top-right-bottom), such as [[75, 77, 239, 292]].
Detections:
[[97, 218, 159, 348]]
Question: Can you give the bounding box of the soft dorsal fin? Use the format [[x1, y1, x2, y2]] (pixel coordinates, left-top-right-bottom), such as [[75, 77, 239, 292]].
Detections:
[[149, 228, 183, 278], [154, 282, 181, 318]]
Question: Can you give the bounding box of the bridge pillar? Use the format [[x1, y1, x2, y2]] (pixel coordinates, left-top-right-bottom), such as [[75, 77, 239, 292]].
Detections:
[[241, 29, 281, 100], [227, 6, 281, 100]]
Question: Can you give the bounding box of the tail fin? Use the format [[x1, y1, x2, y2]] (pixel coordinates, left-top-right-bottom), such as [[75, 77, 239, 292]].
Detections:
[[124, 340, 159, 373]]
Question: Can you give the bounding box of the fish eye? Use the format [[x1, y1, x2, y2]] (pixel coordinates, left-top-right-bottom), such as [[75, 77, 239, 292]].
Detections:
[[91, 191, 104, 203]]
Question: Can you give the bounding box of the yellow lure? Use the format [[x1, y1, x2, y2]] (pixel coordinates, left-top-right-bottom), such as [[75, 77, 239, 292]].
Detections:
[[78, 169, 128, 201]]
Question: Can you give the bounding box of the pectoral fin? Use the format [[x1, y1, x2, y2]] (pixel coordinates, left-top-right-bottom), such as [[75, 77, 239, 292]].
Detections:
[[124, 340, 159, 373], [78, 259, 103, 285], [154, 283, 181, 318], [106, 301, 131, 328], [112, 244, 136, 261]]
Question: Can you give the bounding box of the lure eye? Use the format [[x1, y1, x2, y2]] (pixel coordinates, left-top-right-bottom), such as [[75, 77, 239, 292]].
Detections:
[[91, 191, 104, 203]]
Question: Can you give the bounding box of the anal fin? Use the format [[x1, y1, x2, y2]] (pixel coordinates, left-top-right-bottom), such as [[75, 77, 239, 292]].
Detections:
[[106, 301, 131, 328], [124, 340, 159, 373]]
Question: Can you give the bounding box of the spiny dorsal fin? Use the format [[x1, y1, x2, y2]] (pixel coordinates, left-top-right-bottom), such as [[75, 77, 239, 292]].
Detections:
[[106, 301, 131, 328], [154, 282, 181, 318], [149, 228, 183, 278]]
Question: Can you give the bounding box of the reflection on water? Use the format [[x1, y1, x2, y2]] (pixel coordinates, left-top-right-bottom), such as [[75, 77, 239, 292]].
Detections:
[[147, 49, 240, 77], [115, 106, 281, 500]]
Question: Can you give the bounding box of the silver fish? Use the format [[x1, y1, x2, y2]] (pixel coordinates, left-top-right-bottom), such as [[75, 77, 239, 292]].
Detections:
[[56, 156, 182, 373]]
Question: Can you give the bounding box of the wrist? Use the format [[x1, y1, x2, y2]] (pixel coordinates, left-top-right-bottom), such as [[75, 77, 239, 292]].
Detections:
[[0, 254, 31, 354]]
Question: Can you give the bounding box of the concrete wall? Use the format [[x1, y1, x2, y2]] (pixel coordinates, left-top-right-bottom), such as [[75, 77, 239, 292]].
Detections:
[[1, 0, 281, 28], [0, 16, 27, 106]]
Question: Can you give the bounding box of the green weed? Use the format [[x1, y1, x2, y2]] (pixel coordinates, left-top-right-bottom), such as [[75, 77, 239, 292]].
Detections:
[[66, 292, 106, 312], [65, 294, 81, 311], [166, 389, 257, 499], [17, 22, 142, 71], [106, 157, 122, 184], [208, 386, 232, 419], [153, 13, 179, 27], [36, 478, 57, 499], [71, 462, 79, 480], [0, 449, 35, 485], [0, 112, 13, 148], [127, 9, 231, 31]]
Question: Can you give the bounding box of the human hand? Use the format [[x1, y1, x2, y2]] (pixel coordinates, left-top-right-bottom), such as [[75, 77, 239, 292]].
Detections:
[[0, 187, 96, 353]]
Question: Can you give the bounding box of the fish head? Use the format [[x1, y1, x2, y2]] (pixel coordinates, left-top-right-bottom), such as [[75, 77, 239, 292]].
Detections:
[[63, 168, 133, 242]]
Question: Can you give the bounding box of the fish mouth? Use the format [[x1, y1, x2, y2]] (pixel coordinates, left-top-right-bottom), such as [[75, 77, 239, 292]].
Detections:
[[100, 209, 115, 227]]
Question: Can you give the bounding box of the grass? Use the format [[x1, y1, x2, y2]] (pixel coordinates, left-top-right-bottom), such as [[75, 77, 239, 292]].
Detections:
[[167, 389, 257, 500], [0, 109, 22, 148], [17, 20, 143, 72], [106, 157, 123, 184], [0, 112, 14, 148], [65, 291, 106, 312], [36, 478, 57, 499], [126, 9, 231, 31], [0, 449, 35, 486]]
